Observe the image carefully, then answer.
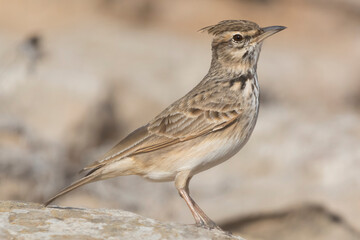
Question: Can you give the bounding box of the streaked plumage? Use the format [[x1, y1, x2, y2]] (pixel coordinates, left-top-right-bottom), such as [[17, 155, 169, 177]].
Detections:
[[44, 20, 285, 230]]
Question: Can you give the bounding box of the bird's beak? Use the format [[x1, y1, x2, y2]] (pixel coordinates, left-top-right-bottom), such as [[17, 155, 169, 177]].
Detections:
[[252, 26, 286, 43]]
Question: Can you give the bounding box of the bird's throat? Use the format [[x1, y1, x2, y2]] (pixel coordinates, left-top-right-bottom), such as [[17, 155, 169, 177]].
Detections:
[[209, 57, 257, 80]]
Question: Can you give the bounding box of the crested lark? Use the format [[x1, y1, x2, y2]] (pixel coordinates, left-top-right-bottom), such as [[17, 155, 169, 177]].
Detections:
[[45, 20, 285, 230]]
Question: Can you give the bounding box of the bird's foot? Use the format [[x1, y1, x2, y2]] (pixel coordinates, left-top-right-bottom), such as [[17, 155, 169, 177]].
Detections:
[[195, 220, 231, 234]]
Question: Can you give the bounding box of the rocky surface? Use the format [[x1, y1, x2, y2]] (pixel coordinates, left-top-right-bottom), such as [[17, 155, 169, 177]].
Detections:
[[0, 201, 244, 240]]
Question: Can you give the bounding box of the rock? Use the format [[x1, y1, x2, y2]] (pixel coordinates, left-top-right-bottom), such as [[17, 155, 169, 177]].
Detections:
[[222, 204, 360, 240], [0, 201, 245, 240]]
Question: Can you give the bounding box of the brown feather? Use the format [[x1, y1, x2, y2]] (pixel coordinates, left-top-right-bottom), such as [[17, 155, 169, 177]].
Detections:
[[44, 171, 101, 206], [199, 20, 260, 36]]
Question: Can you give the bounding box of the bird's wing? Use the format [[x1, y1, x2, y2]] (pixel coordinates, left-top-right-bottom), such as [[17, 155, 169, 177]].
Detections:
[[82, 83, 242, 172], [81, 124, 152, 172]]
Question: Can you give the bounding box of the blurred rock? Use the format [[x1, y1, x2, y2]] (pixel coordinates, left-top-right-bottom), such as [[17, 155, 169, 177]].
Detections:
[[66, 85, 124, 171], [0, 201, 245, 240], [100, 0, 159, 26], [0, 120, 68, 202], [19, 34, 44, 74], [221, 204, 360, 240]]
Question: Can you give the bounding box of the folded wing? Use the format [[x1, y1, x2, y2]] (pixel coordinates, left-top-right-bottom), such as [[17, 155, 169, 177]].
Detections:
[[83, 83, 242, 172]]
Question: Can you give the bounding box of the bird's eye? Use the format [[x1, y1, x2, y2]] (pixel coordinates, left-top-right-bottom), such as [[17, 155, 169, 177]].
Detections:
[[232, 34, 243, 42]]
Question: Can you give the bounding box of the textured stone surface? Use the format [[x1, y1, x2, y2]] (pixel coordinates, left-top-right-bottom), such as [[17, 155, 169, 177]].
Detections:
[[0, 201, 244, 240]]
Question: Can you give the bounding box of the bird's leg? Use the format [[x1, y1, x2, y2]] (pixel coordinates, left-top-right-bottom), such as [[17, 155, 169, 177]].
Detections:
[[176, 171, 204, 226], [190, 197, 220, 230], [178, 188, 205, 226], [175, 171, 220, 230]]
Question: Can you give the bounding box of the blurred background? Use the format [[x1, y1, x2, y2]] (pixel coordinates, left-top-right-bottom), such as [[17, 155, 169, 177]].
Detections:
[[0, 0, 360, 239]]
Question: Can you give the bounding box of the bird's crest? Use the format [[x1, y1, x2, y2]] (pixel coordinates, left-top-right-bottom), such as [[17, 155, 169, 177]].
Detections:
[[199, 20, 260, 36]]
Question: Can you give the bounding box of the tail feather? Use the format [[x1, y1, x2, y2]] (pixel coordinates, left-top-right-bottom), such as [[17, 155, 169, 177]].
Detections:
[[43, 172, 100, 207], [44, 158, 134, 207]]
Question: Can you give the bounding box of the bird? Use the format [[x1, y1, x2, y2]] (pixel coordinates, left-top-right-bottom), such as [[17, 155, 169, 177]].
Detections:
[[44, 20, 285, 230]]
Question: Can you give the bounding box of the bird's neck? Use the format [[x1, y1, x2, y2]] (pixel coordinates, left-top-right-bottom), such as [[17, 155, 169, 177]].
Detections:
[[207, 43, 262, 80], [207, 58, 257, 80]]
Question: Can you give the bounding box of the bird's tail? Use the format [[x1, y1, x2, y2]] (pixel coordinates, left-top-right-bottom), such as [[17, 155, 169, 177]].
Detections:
[[43, 171, 101, 207], [44, 158, 135, 207]]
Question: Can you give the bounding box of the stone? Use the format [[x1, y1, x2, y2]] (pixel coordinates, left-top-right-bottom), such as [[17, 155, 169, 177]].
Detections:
[[0, 201, 245, 240]]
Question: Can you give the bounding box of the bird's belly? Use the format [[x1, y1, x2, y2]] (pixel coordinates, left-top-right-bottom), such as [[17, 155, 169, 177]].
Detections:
[[179, 133, 244, 174], [142, 137, 241, 181], [139, 119, 256, 182]]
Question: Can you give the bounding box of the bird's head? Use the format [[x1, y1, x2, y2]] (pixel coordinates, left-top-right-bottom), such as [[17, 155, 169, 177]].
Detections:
[[201, 20, 285, 74]]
